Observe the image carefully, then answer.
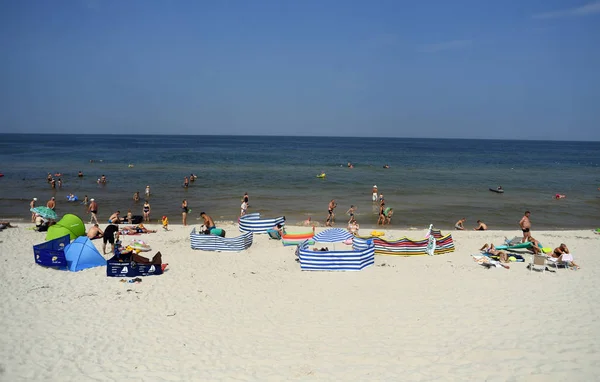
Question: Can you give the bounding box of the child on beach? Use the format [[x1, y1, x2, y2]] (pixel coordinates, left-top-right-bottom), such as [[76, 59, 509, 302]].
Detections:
[[162, 216, 169, 231], [346, 205, 356, 223]]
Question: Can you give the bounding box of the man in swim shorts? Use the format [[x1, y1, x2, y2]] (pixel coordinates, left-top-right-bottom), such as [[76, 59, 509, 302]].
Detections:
[[103, 224, 119, 254], [200, 212, 215, 231], [519, 211, 531, 243], [108, 210, 121, 224], [325, 199, 337, 227], [46, 197, 56, 211], [88, 198, 99, 224]]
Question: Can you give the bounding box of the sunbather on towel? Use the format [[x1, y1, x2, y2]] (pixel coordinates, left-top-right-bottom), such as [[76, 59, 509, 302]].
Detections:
[[549, 243, 580, 269], [120, 225, 156, 235], [479, 243, 509, 263]]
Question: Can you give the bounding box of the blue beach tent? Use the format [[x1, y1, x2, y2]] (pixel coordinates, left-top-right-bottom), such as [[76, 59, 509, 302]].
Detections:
[[64, 236, 106, 272]]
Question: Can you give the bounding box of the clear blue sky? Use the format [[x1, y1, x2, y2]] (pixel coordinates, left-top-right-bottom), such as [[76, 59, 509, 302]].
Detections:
[[1, 0, 599, 140]]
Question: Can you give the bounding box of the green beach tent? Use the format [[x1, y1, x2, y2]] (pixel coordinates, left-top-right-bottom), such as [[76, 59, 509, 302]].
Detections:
[[46, 214, 86, 241]]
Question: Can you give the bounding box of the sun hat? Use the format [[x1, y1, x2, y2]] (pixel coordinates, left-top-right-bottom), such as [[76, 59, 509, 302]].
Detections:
[[90, 198, 95, 201], [374, 185, 377, 187], [162, 216, 167, 220], [51, 197, 55, 200], [33, 197, 37, 201]]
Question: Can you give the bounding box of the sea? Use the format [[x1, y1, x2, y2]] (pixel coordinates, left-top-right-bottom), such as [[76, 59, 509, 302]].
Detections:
[[1, 134, 599, 230]]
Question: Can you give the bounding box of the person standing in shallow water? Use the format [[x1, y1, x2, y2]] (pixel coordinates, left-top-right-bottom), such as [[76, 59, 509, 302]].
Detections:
[[325, 199, 337, 227], [30, 197, 37, 222], [143, 200, 151, 222], [181, 199, 188, 226]]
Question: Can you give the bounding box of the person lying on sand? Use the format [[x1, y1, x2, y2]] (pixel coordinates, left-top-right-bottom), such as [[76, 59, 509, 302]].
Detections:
[[479, 243, 509, 263], [120, 225, 156, 235], [87, 224, 103, 239]]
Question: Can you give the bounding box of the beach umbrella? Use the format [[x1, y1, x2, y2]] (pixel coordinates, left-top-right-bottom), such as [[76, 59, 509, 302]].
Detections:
[[314, 228, 353, 243], [30, 206, 58, 220]]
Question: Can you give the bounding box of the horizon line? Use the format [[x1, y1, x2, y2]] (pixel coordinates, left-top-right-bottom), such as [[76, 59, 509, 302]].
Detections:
[[0, 132, 597, 143]]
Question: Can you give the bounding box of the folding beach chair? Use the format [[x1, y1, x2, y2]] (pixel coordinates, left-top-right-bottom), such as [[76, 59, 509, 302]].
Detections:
[[546, 253, 573, 271], [529, 253, 548, 273], [266, 229, 281, 240]]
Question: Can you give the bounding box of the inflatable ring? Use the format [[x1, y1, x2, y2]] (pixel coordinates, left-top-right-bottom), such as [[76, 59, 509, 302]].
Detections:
[[130, 239, 152, 252], [371, 230, 385, 237], [316, 173, 326, 178]]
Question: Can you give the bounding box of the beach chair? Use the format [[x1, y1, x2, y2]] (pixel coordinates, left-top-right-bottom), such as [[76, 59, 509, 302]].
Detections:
[[546, 253, 573, 271], [266, 229, 281, 240], [529, 253, 548, 273]]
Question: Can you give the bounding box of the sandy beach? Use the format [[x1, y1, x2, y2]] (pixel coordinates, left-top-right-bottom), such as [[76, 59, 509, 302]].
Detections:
[[1, 222, 599, 381]]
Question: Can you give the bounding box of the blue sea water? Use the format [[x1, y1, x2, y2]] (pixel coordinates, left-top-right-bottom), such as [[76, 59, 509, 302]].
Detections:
[[1, 134, 599, 230]]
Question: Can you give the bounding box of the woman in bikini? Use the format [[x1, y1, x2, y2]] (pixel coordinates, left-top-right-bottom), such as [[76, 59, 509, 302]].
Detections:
[[143, 200, 151, 222], [181, 199, 188, 226]]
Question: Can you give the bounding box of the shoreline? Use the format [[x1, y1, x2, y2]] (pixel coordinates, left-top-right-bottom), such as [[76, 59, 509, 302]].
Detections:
[[3, 215, 599, 232]]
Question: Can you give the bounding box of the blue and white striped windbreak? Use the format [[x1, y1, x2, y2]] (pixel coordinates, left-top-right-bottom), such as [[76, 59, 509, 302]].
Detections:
[[238, 213, 285, 234], [190, 228, 253, 252], [297, 238, 374, 271], [313, 228, 353, 242]]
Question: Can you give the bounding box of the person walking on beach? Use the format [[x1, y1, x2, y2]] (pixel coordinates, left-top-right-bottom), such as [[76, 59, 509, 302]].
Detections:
[[372, 185, 378, 202], [346, 205, 356, 224], [143, 200, 151, 222], [520, 211, 532, 243], [30, 197, 37, 222], [242, 192, 249, 206], [240, 200, 248, 217], [88, 198, 99, 224], [133, 191, 140, 202], [325, 199, 337, 227], [46, 197, 56, 211], [181, 199, 189, 226]]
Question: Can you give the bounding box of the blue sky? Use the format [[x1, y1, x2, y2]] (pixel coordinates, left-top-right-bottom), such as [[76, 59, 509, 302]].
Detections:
[[1, 0, 599, 140]]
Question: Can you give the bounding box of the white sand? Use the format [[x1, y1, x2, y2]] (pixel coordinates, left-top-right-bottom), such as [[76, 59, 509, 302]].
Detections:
[[1, 223, 599, 381]]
